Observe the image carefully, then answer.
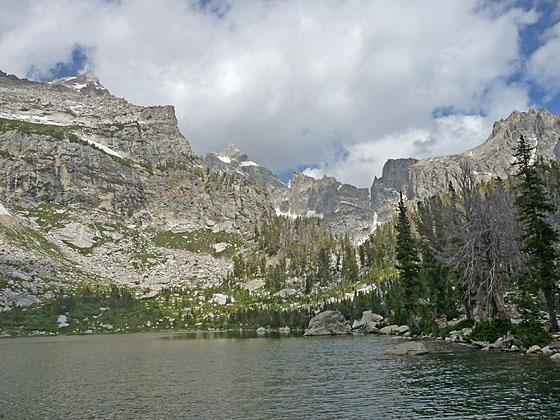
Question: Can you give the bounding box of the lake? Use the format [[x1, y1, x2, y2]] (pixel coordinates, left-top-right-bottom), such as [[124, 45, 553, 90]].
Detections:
[[1, 332, 559, 419]]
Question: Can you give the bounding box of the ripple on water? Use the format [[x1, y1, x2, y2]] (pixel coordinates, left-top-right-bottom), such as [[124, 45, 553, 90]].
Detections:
[[0, 333, 559, 419]]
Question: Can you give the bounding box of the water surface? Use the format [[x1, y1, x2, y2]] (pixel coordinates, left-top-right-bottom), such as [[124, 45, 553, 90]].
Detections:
[[1, 332, 559, 419]]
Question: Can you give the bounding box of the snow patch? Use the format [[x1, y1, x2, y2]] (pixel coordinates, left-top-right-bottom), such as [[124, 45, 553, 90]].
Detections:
[[240, 160, 259, 167], [0, 113, 66, 126], [81, 137, 123, 159], [210, 293, 234, 305], [529, 137, 538, 165], [0, 202, 10, 216], [339, 201, 361, 209], [275, 208, 298, 220], [217, 155, 231, 164], [49, 76, 76, 84], [57, 315, 69, 328], [72, 83, 87, 90], [305, 210, 324, 219]]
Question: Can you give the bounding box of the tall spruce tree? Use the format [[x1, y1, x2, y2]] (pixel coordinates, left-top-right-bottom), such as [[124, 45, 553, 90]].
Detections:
[[395, 192, 420, 328], [513, 135, 559, 331]]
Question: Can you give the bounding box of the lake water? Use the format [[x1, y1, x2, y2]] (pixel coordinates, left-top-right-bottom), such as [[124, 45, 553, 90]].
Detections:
[[1, 332, 559, 419]]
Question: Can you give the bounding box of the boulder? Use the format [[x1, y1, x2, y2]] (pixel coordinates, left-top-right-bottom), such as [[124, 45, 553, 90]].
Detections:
[[550, 353, 560, 362], [276, 288, 297, 299], [383, 341, 428, 356], [363, 324, 379, 334], [352, 310, 379, 333], [541, 346, 553, 355], [212, 242, 228, 253], [490, 338, 504, 349], [279, 326, 291, 334], [304, 310, 352, 336], [527, 345, 541, 354], [396, 325, 409, 334], [371, 313, 384, 322], [55, 222, 97, 248], [379, 325, 399, 335], [256, 327, 266, 335]]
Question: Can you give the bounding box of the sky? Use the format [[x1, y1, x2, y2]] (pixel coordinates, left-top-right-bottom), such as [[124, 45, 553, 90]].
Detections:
[[1, 0, 560, 187]]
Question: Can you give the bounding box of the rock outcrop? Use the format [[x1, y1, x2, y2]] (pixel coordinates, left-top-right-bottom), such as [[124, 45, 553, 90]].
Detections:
[[0, 71, 272, 233], [0, 70, 274, 308], [287, 172, 376, 242], [205, 143, 289, 202], [304, 310, 352, 336], [371, 108, 560, 222], [383, 341, 428, 356], [206, 144, 377, 242], [352, 310, 383, 333]]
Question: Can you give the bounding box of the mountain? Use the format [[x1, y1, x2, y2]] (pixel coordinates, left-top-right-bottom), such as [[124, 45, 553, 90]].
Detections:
[[204, 143, 290, 208], [205, 146, 377, 241], [0, 70, 271, 231], [371, 108, 560, 221], [0, 70, 272, 311], [207, 108, 560, 239], [3, 68, 560, 317]]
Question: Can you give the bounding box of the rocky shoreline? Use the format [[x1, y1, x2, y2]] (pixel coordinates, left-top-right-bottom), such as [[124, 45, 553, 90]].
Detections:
[[302, 309, 560, 362]]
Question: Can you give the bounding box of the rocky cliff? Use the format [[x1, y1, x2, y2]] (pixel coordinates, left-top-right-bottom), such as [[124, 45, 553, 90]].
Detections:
[[0, 71, 271, 232], [0, 71, 273, 310], [3, 68, 560, 314], [371, 108, 560, 221], [205, 146, 377, 241]]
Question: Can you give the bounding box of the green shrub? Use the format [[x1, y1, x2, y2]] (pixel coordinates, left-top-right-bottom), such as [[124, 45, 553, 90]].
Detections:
[[454, 318, 475, 330], [469, 318, 513, 343], [417, 318, 441, 336], [513, 321, 552, 347]]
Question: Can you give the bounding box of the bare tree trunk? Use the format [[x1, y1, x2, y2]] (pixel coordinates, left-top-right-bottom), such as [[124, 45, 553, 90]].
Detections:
[[543, 286, 559, 332], [493, 283, 508, 319], [464, 293, 474, 319], [410, 312, 420, 330]]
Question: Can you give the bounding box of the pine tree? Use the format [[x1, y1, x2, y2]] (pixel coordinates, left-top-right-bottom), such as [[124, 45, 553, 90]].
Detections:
[[341, 235, 359, 284], [513, 135, 559, 331], [395, 192, 420, 328]]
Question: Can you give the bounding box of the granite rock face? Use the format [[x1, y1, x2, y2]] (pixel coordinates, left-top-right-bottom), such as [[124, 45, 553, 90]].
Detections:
[[370, 108, 560, 222], [205, 143, 291, 211], [0, 71, 273, 309], [206, 145, 377, 242], [0, 71, 271, 233]]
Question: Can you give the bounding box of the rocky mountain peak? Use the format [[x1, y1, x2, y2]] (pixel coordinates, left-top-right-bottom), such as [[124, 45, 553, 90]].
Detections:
[[371, 108, 560, 224], [218, 143, 249, 161], [49, 72, 109, 94]]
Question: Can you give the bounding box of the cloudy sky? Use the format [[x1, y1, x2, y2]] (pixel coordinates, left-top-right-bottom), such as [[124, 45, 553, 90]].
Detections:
[[1, 0, 560, 187]]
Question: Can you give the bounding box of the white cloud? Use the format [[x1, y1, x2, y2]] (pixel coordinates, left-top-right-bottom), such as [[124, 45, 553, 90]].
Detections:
[[0, 0, 542, 187], [527, 22, 560, 100]]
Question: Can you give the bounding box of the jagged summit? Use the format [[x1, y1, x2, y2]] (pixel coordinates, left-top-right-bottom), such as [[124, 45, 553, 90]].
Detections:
[[49, 72, 109, 94], [217, 143, 250, 162], [205, 143, 287, 190], [371, 108, 560, 222]]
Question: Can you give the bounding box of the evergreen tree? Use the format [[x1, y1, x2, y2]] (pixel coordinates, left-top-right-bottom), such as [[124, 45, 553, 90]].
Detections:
[[513, 135, 559, 331], [341, 235, 359, 284], [395, 192, 420, 328], [317, 246, 330, 285]]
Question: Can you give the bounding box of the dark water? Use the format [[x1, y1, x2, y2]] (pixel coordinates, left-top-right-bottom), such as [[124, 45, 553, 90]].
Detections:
[[1, 332, 559, 419]]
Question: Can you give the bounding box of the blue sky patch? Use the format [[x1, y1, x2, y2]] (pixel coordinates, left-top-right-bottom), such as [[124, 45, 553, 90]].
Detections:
[[26, 44, 89, 82]]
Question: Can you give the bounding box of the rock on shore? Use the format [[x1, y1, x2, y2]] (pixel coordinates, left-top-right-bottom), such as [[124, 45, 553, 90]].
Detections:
[[383, 341, 429, 356], [304, 310, 352, 336]]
